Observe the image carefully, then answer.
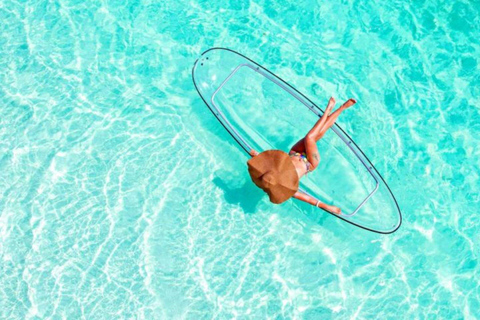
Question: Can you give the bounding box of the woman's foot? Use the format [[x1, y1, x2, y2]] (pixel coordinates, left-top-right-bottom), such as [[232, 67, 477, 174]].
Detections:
[[340, 98, 356, 110], [325, 97, 335, 115]]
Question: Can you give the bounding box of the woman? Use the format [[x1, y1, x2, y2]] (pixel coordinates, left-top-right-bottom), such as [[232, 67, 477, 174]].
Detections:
[[247, 97, 356, 214]]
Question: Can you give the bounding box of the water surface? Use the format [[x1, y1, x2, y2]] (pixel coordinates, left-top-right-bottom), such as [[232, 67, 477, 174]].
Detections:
[[1, 0, 479, 318]]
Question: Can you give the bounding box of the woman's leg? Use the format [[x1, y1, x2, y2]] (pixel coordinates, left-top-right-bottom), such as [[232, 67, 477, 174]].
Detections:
[[304, 98, 356, 168], [305, 97, 336, 141], [314, 98, 356, 140], [289, 98, 336, 170], [289, 97, 336, 153], [291, 98, 356, 170]]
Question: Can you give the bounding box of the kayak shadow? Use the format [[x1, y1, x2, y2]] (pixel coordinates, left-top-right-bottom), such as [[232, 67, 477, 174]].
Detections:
[[212, 175, 264, 214]]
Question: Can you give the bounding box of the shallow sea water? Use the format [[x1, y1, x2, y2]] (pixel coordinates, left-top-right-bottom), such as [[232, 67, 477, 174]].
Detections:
[[1, 0, 480, 318]]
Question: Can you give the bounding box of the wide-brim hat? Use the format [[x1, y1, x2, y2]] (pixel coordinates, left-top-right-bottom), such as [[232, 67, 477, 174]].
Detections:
[[247, 150, 299, 204]]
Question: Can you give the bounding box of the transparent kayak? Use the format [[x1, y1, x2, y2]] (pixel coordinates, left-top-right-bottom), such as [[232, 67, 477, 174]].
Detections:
[[192, 48, 402, 234]]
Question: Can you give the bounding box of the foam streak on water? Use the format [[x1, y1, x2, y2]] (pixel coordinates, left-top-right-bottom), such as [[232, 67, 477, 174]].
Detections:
[[1, 0, 479, 318]]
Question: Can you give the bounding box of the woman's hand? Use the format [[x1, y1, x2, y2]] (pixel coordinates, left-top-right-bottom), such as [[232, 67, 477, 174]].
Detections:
[[323, 204, 341, 215], [249, 149, 259, 156], [327, 206, 342, 215]]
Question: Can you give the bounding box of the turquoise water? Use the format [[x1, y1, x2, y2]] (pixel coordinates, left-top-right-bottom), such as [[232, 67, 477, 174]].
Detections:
[[1, 0, 479, 318]]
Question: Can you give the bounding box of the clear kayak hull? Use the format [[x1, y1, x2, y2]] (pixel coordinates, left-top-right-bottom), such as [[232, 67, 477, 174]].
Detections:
[[192, 48, 402, 234]]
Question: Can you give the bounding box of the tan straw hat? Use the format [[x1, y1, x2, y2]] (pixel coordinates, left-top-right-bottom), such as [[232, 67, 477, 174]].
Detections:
[[247, 150, 299, 204]]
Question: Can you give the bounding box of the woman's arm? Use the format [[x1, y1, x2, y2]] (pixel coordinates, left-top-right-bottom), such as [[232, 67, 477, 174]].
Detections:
[[293, 191, 341, 214]]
